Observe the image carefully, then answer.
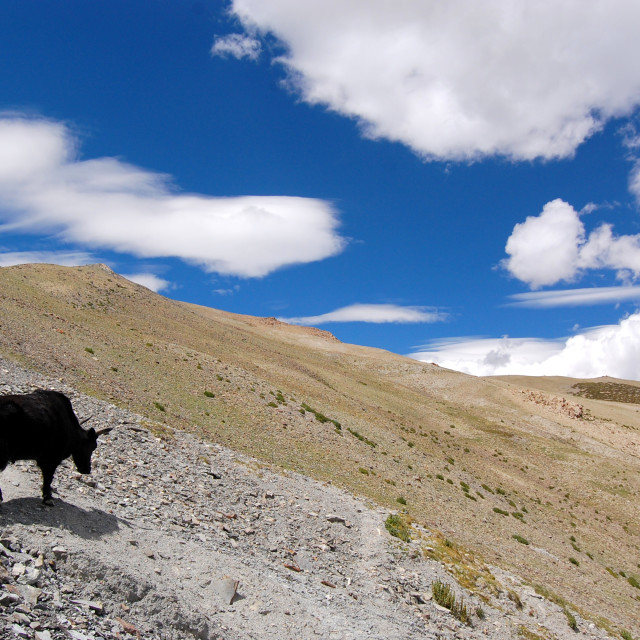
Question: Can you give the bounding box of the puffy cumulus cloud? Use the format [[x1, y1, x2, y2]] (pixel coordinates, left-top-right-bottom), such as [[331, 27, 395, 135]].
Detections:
[[0, 115, 345, 277], [122, 273, 172, 293], [280, 303, 447, 325], [228, 0, 640, 160], [0, 250, 93, 268], [211, 34, 262, 60], [503, 199, 640, 288], [509, 286, 640, 308], [411, 312, 640, 380], [503, 199, 584, 288]]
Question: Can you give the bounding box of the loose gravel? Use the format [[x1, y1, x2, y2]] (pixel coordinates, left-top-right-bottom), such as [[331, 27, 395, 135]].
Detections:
[[0, 356, 615, 639]]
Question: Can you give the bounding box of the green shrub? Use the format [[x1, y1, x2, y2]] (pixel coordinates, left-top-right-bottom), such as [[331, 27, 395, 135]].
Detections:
[[84, 347, 94, 354], [358, 467, 370, 475], [396, 496, 407, 505], [512, 534, 529, 545], [628, 576, 640, 589], [431, 580, 470, 625], [153, 401, 166, 412], [564, 608, 578, 631], [569, 557, 580, 566], [493, 507, 509, 516], [203, 390, 215, 398], [267, 401, 278, 408], [347, 427, 377, 447], [385, 514, 411, 542]]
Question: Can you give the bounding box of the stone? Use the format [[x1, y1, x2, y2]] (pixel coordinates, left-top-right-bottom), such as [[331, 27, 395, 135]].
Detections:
[[213, 577, 239, 605]]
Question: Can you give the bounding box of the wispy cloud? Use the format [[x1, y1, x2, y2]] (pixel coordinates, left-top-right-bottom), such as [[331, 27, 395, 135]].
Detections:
[[211, 34, 261, 60], [280, 303, 447, 325], [503, 199, 640, 288], [410, 312, 640, 381], [0, 250, 94, 268], [0, 115, 346, 278], [509, 286, 640, 307], [228, 0, 640, 160], [122, 273, 172, 293]]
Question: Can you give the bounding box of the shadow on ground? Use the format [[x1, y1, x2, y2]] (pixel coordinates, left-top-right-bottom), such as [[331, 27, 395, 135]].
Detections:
[[0, 496, 122, 539]]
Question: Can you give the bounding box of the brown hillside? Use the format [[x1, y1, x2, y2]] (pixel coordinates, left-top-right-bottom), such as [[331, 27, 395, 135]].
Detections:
[[0, 263, 638, 635]]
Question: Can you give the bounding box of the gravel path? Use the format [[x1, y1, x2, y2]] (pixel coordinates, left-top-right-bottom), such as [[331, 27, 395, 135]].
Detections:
[[0, 357, 615, 639]]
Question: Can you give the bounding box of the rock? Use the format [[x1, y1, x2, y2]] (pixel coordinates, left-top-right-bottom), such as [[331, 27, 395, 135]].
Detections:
[[213, 577, 239, 605], [69, 598, 105, 614]]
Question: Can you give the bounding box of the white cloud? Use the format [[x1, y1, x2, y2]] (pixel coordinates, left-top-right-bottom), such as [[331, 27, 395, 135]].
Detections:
[[0, 250, 93, 267], [229, 0, 640, 160], [629, 161, 640, 203], [411, 312, 640, 380], [211, 34, 262, 60], [280, 303, 446, 325], [509, 286, 640, 307], [122, 273, 171, 293], [0, 115, 346, 278], [503, 199, 640, 288]]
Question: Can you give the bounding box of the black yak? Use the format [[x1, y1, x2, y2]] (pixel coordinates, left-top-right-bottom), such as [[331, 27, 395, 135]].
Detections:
[[0, 390, 111, 504]]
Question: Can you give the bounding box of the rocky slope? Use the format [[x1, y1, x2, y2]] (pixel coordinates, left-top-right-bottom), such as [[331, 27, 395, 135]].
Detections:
[[1, 263, 639, 637], [0, 357, 617, 639]]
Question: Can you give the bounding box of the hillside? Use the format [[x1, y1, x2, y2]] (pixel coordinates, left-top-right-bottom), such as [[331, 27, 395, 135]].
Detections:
[[0, 263, 639, 637]]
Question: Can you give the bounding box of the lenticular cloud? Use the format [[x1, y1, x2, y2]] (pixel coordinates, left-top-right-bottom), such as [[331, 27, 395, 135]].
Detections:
[[229, 0, 640, 160], [0, 115, 345, 278]]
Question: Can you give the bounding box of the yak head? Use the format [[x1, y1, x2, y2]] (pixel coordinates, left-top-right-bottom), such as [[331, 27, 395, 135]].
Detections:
[[72, 425, 112, 474]]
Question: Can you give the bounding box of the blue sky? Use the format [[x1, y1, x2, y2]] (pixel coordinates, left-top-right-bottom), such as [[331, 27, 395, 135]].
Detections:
[[3, 1, 640, 379]]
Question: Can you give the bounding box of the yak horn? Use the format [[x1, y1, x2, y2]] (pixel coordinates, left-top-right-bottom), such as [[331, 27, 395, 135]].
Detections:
[[96, 427, 113, 436], [79, 415, 93, 425]]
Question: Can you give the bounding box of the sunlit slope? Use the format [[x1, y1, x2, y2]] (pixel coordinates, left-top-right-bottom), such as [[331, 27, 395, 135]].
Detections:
[[0, 263, 638, 634]]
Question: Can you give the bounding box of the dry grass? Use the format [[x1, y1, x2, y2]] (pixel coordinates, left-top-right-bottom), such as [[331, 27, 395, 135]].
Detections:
[[1, 263, 639, 635]]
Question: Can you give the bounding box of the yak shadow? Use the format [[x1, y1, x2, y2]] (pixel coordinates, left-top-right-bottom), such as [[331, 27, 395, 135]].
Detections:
[[0, 496, 124, 540]]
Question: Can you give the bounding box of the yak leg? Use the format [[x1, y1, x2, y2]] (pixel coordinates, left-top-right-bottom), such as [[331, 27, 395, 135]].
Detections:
[[0, 456, 7, 503], [38, 461, 57, 505]]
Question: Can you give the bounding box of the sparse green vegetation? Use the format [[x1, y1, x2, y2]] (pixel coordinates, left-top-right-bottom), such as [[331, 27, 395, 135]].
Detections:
[[512, 534, 529, 545], [347, 427, 376, 447], [385, 513, 411, 542], [493, 507, 509, 516], [153, 401, 166, 412], [569, 557, 580, 566], [204, 390, 215, 398], [572, 381, 640, 404], [564, 608, 578, 631], [358, 467, 370, 475], [396, 496, 407, 505], [431, 580, 470, 625], [84, 347, 94, 354]]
